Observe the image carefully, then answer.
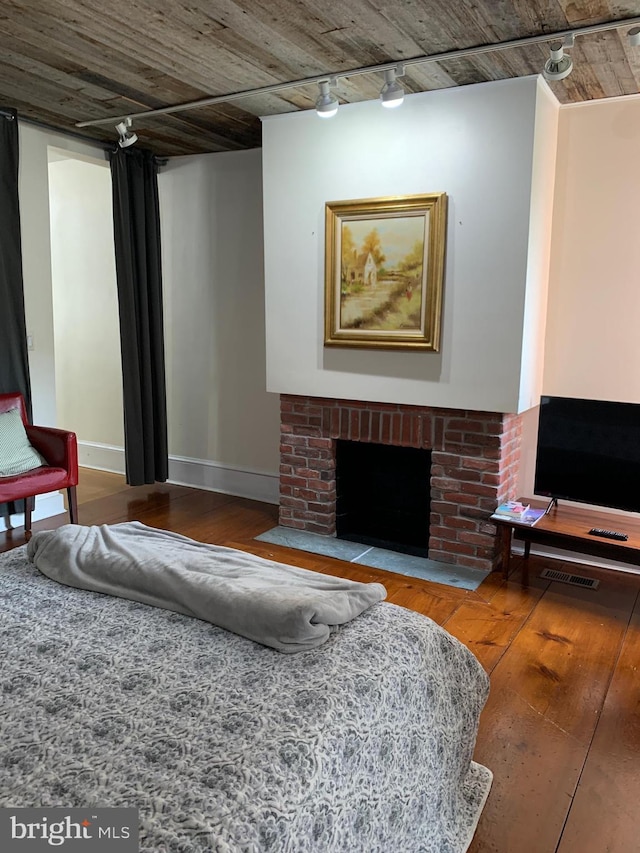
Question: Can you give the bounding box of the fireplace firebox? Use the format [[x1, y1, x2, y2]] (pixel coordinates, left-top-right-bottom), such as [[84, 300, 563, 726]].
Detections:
[[336, 440, 432, 557]]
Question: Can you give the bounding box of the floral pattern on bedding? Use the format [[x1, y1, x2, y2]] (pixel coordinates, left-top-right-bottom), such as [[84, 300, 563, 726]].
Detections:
[[0, 546, 491, 852]]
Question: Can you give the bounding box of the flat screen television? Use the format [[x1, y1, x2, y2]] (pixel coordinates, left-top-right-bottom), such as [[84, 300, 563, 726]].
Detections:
[[534, 395, 640, 514]]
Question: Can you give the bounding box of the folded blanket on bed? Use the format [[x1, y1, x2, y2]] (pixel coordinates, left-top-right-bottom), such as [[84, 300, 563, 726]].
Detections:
[[27, 522, 386, 653]]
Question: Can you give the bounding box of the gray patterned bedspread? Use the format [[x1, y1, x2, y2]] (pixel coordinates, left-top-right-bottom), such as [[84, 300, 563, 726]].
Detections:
[[0, 546, 492, 852]]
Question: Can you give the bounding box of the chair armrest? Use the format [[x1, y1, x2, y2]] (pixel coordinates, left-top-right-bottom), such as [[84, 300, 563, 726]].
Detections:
[[26, 425, 79, 485]]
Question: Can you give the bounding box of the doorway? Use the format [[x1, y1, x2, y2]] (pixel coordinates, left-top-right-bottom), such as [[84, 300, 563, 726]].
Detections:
[[48, 148, 124, 473]]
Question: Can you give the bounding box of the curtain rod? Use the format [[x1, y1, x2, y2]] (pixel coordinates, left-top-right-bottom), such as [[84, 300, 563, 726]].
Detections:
[[76, 15, 640, 129]]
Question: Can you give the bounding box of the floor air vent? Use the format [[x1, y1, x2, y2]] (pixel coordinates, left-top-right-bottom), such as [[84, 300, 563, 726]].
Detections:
[[540, 568, 599, 589]]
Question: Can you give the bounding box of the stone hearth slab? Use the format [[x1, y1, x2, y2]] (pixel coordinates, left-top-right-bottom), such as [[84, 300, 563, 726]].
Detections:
[[255, 526, 489, 591]]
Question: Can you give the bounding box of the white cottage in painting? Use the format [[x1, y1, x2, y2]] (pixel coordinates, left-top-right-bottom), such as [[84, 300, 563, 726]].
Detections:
[[343, 250, 378, 287], [362, 252, 377, 286]]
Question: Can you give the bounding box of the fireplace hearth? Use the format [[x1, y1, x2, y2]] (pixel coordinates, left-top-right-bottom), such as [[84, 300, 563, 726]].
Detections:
[[279, 395, 523, 573]]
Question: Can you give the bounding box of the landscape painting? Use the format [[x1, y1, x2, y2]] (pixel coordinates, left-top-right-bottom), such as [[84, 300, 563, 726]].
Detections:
[[324, 193, 447, 351]]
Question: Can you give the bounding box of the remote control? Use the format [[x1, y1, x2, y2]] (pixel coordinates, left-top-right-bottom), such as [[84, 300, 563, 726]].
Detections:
[[588, 527, 628, 541]]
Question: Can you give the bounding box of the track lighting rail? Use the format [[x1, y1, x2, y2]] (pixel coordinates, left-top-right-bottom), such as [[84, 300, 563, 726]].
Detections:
[[76, 15, 640, 131]]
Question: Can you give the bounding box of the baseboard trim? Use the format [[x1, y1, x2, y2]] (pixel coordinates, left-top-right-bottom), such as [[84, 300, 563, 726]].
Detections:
[[78, 441, 279, 505], [78, 441, 126, 474], [0, 492, 66, 533], [511, 542, 640, 575], [168, 454, 279, 505]]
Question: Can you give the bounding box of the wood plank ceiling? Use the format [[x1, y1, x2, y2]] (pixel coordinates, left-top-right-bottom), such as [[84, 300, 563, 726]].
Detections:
[[1, 1, 639, 156]]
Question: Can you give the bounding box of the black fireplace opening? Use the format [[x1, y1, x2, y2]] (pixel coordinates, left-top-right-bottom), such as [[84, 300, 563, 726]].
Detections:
[[335, 440, 431, 558]]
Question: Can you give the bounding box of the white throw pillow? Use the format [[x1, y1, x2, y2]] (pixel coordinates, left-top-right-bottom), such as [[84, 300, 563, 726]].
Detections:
[[0, 407, 47, 477]]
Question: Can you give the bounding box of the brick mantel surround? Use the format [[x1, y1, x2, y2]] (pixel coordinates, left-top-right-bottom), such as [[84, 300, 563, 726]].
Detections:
[[279, 395, 524, 573]]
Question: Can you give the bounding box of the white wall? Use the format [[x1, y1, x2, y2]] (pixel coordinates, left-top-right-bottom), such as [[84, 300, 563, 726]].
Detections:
[[543, 94, 640, 403], [518, 94, 640, 525], [262, 76, 558, 414], [49, 153, 124, 449], [15, 124, 280, 513], [159, 148, 280, 498], [518, 83, 559, 412], [8, 125, 110, 528]]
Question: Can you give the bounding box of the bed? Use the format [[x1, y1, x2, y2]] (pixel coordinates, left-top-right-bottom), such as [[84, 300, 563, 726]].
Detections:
[[0, 532, 492, 852]]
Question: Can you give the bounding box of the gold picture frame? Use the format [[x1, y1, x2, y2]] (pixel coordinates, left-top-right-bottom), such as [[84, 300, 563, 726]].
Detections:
[[324, 192, 447, 351]]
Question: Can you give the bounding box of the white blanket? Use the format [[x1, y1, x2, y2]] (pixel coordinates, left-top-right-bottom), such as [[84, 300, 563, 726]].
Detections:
[[27, 522, 386, 653]]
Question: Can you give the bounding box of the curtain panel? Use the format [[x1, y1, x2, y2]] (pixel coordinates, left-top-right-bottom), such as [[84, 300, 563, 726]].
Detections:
[[0, 107, 31, 411], [109, 146, 168, 486], [0, 106, 32, 519]]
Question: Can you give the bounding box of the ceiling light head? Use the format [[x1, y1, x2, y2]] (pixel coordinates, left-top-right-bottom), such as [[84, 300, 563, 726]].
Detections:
[[115, 117, 138, 147], [543, 41, 574, 82], [380, 65, 405, 108], [629, 26, 640, 47], [315, 80, 338, 118]]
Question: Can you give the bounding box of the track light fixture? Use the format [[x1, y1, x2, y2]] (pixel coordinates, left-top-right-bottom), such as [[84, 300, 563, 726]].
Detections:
[[115, 117, 138, 147], [629, 26, 640, 46], [380, 65, 405, 108], [315, 80, 339, 118], [542, 40, 574, 82]]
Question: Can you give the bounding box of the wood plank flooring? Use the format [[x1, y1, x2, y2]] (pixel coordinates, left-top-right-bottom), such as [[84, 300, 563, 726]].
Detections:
[[2, 468, 639, 853]]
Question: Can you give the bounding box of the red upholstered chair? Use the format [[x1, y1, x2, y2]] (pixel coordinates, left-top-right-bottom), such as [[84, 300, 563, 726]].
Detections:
[[0, 392, 78, 533]]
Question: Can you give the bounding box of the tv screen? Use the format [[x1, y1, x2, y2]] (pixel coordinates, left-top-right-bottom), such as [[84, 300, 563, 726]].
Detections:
[[534, 396, 640, 513]]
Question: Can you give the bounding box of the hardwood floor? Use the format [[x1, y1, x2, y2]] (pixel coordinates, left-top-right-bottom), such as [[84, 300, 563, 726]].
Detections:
[[2, 468, 639, 853]]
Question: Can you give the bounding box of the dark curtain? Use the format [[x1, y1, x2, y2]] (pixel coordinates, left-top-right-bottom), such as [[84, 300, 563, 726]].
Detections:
[[0, 108, 31, 411], [0, 106, 31, 518], [109, 146, 168, 485]]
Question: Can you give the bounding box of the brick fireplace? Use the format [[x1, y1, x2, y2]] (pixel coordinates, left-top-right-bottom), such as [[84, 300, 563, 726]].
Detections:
[[279, 395, 524, 573]]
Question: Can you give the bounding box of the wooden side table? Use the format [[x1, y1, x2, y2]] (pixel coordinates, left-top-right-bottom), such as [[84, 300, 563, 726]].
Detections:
[[493, 499, 640, 579]]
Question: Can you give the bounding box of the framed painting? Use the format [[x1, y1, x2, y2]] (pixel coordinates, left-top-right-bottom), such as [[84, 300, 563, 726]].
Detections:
[[324, 192, 447, 351]]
